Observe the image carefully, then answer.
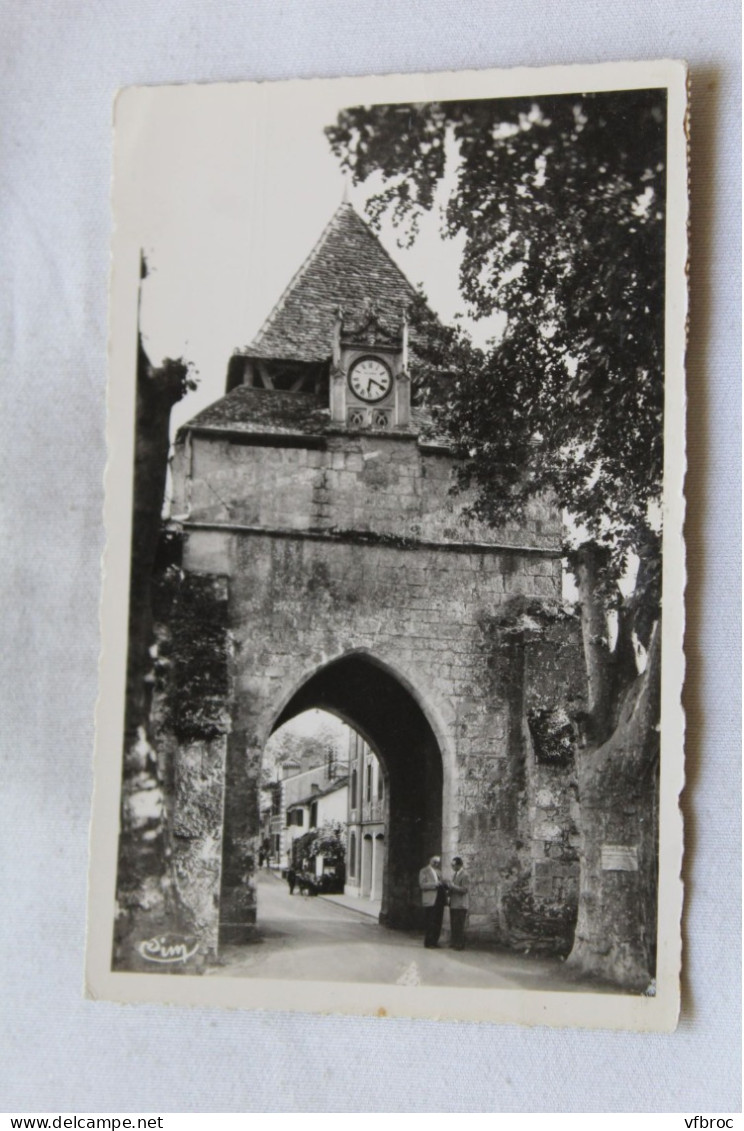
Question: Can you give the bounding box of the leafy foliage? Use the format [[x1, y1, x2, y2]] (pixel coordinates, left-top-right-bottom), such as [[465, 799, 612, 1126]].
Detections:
[[308, 820, 347, 867], [166, 574, 231, 742], [527, 705, 576, 767], [328, 95, 668, 982], [501, 870, 578, 955], [327, 91, 666, 594]]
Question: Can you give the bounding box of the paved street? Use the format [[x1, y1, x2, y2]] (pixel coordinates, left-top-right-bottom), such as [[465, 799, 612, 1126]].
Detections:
[[211, 870, 606, 992]]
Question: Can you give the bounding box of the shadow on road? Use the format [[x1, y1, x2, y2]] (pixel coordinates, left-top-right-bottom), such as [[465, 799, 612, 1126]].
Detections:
[[209, 871, 618, 993]]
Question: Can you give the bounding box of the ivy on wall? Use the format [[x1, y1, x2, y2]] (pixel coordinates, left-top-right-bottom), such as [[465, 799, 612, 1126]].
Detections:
[[527, 705, 577, 767], [165, 572, 231, 744]]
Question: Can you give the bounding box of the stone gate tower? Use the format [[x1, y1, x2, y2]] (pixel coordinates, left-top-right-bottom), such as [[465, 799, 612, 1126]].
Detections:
[[168, 202, 584, 955]]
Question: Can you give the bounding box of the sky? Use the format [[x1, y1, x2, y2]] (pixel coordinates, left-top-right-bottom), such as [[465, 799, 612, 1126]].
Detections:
[[124, 80, 505, 436], [263, 709, 352, 780]]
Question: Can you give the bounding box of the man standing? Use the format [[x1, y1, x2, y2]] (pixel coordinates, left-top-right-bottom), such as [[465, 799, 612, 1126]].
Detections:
[[418, 855, 447, 948], [449, 856, 469, 950]]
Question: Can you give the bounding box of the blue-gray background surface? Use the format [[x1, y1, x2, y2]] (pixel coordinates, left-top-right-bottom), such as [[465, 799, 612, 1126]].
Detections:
[[1, 0, 740, 1113]]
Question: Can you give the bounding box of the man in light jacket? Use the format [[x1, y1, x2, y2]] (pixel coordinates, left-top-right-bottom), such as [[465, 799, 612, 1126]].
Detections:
[[449, 856, 469, 950], [418, 854, 447, 948]]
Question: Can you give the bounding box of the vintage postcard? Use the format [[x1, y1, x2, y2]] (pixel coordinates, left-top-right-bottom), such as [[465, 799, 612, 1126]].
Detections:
[[87, 60, 688, 1029]]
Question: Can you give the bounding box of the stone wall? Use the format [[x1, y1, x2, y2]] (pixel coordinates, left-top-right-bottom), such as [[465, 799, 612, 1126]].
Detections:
[[507, 619, 586, 953], [164, 426, 585, 953], [152, 569, 232, 956], [172, 431, 562, 553]]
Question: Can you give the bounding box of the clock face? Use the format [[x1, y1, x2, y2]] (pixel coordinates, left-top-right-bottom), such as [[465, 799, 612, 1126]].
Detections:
[[348, 356, 393, 403]]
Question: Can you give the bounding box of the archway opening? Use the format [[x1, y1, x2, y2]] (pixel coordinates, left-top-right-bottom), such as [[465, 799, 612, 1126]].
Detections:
[[259, 706, 352, 879], [269, 652, 444, 929], [217, 653, 444, 943]]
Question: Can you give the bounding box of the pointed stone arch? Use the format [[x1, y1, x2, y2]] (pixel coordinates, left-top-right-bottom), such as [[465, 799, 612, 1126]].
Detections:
[[218, 650, 449, 940]]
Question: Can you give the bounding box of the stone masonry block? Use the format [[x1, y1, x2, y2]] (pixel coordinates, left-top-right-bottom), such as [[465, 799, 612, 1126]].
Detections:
[[184, 530, 233, 576]]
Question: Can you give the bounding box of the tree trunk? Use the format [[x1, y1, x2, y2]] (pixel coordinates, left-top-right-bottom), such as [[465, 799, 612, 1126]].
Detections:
[[574, 544, 614, 744], [566, 624, 661, 989]]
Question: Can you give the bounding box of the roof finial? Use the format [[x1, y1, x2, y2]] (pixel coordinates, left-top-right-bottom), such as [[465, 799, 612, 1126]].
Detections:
[[342, 174, 351, 205]]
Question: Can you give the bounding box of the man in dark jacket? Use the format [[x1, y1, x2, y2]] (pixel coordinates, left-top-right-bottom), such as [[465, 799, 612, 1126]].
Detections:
[[448, 856, 470, 950]]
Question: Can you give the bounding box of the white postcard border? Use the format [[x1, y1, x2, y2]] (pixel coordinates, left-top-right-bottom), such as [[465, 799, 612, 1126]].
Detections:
[[87, 58, 688, 1031]]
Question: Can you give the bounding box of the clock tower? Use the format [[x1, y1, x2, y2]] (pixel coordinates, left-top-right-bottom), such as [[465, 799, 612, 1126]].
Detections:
[[224, 201, 422, 424], [329, 305, 411, 430]]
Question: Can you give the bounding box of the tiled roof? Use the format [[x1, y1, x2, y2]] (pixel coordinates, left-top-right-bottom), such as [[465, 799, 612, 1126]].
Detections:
[[242, 202, 419, 363], [181, 386, 436, 440], [184, 388, 331, 435]]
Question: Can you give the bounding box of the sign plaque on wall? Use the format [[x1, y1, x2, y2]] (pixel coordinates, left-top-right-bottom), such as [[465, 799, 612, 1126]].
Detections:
[[601, 844, 639, 872]]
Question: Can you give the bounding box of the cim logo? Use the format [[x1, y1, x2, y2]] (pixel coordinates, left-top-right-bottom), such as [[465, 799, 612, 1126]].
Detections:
[[137, 934, 199, 964]]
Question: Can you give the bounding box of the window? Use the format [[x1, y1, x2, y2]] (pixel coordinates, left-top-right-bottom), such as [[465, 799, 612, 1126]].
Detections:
[[377, 769, 384, 801], [310, 801, 318, 828], [366, 762, 372, 803], [287, 809, 303, 828], [351, 769, 358, 809], [349, 832, 356, 876]]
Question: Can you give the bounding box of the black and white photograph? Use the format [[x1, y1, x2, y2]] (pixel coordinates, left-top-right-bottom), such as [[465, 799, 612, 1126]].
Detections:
[[87, 61, 688, 1029]]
